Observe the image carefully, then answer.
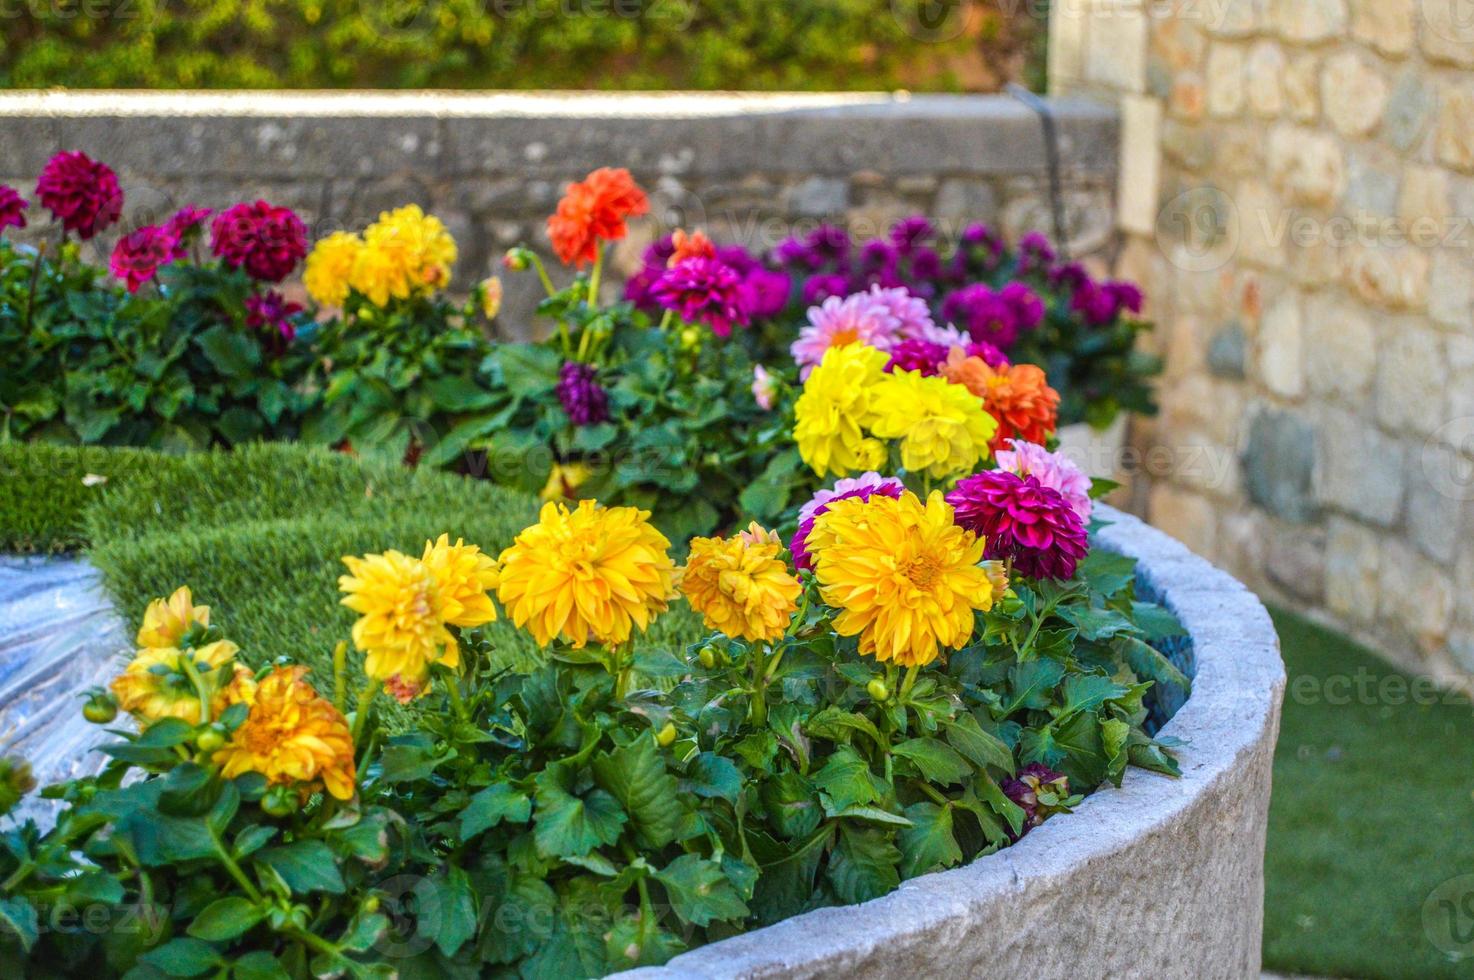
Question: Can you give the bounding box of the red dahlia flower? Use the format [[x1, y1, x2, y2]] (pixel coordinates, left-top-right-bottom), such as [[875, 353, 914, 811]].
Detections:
[[211, 200, 308, 282], [947, 470, 1089, 581], [110, 226, 182, 293], [35, 151, 123, 240], [546, 167, 649, 267]]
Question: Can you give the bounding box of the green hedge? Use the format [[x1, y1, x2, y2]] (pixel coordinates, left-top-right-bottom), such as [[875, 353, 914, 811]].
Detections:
[[1, 0, 1023, 90]]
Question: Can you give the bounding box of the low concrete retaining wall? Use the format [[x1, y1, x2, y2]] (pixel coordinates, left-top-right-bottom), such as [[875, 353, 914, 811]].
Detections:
[[0, 91, 1120, 333], [618, 505, 1286, 980]]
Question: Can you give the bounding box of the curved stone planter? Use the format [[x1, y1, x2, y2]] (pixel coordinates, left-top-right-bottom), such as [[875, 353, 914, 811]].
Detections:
[[617, 505, 1286, 980]]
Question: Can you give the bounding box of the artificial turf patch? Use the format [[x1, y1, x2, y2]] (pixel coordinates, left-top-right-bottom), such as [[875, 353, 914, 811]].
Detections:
[[0, 443, 168, 553], [1264, 607, 1474, 979]]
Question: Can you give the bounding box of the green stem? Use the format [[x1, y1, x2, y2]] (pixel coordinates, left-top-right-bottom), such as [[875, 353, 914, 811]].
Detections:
[[287, 927, 343, 959], [749, 645, 770, 728], [657, 308, 674, 332], [351, 680, 379, 743], [917, 781, 950, 806], [899, 664, 922, 702], [331, 642, 348, 715], [178, 655, 213, 726], [528, 252, 556, 298], [1, 861, 34, 892], [762, 646, 787, 685], [210, 830, 263, 904], [587, 247, 604, 309], [444, 673, 470, 724]]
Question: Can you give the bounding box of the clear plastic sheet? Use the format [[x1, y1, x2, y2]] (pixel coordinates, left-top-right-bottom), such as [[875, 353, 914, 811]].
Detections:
[[0, 556, 127, 826]]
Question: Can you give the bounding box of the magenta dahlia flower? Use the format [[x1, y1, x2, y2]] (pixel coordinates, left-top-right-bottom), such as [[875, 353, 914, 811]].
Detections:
[[0, 185, 28, 233], [947, 470, 1089, 581], [165, 205, 214, 242], [801, 273, 850, 306], [556, 362, 609, 426], [885, 337, 949, 376], [1016, 232, 1057, 276], [109, 225, 182, 293], [964, 340, 1008, 368], [650, 255, 750, 337], [790, 473, 906, 572], [210, 200, 307, 282], [994, 439, 1093, 523], [245, 290, 304, 352], [35, 151, 123, 240]]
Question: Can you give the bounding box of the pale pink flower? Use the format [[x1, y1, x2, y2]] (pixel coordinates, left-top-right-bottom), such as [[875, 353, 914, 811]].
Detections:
[[752, 364, 779, 411], [791, 291, 903, 378], [994, 439, 1093, 523]]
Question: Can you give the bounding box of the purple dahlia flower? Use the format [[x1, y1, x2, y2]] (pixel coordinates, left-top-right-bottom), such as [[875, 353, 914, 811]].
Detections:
[[556, 362, 610, 426], [947, 470, 1090, 581]]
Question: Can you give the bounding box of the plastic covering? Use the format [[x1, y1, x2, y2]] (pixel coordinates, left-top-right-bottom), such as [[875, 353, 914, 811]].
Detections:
[[0, 556, 126, 825]]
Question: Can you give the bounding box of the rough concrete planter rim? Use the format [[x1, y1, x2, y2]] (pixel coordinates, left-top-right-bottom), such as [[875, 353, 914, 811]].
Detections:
[[614, 504, 1285, 980]]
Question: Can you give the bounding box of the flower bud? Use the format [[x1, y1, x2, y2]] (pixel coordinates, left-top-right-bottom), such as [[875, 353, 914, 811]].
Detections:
[[655, 722, 677, 747], [502, 247, 532, 271], [261, 784, 298, 818], [82, 691, 118, 724], [196, 725, 227, 753], [866, 678, 890, 701], [0, 758, 35, 817]]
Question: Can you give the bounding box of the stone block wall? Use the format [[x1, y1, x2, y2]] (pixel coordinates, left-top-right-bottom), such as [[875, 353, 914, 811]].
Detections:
[[1053, 0, 1474, 684], [0, 91, 1119, 335]]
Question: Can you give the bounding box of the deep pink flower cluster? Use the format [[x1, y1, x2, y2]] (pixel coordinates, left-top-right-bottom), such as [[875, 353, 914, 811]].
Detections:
[[649, 256, 749, 337], [884, 338, 950, 376], [556, 362, 609, 427], [626, 235, 789, 333], [940, 281, 1045, 349], [0, 185, 28, 233], [35, 151, 123, 240], [210, 200, 307, 282], [110, 226, 184, 293], [947, 470, 1089, 581], [1015, 232, 1057, 276], [789, 473, 906, 572], [245, 290, 304, 353], [166, 205, 214, 242]]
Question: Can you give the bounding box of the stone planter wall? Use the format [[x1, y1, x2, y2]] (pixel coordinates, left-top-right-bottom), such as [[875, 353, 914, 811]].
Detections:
[[1054, 0, 1474, 687], [0, 91, 1120, 335], [616, 505, 1285, 980]]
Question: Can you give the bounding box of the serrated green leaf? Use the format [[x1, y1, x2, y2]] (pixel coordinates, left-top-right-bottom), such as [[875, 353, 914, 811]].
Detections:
[[897, 802, 963, 879], [591, 736, 683, 850], [826, 825, 900, 905], [891, 738, 973, 786], [255, 840, 345, 895], [654, 853, 749, 927], [942, 712, 1015, 774], [532, 764, 627, 860], [460, 784, 532, 840]]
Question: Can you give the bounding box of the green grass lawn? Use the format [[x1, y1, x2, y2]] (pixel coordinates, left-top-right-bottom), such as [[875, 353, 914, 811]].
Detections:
[[1265, 607, 1474, 979], [1, 443, 707, 729]]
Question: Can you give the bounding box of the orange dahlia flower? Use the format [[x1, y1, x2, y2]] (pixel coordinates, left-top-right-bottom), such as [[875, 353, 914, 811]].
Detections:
[[668, 228, 716, 266], [547, 167, 649, 267], [940, 349, 1060, 452], [213, 666, 356, 801]]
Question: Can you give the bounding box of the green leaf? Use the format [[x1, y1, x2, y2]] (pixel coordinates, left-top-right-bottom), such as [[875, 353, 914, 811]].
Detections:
[[187, 896, 266, 942], [532, 763, 627, 859], [942, 712, 1015, 774], [804, 706, 882, 747], [826, 825, 900, 905], [460, 784, 532, 839], [1115, 635, 1191, 693], [139, 936, 225, 977], [0, 898, 38, 953], [1003, 659, 1067, 714], [759, 769, 823, 839], [430, 867, 478, 957], [812, 746, 881, 811], [684, 753, 743, 805], [1057, 674, 1129, 720], [1077, 550, 1138, 597], [897, 802, 964, 879], [424, 374, 498, 412], [1103, 718, 1131, 782], [891, 739, 973, 786], [491, 343, 562, 398], [654, 853, 750, 927], [196, 324, 260, 379], [1058, 603, 1136, 641], [1051, 711, 1109, 790], [590, 736, 683, 850], [256, 840, 345, 895], [1130, 600, 1189, 640], [232, 950, 291, 979]]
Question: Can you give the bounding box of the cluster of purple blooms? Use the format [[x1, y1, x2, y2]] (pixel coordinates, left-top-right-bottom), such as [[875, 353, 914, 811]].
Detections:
[[556, 362, 610, 427], [625, 235, 790, 337], [773, 218, 1145, 355]]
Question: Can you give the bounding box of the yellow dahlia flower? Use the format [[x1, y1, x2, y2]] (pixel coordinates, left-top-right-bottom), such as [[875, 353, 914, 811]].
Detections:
[[136, 586, 210, 649], [303, 231, 363, 308], [348, 244, 404, 308], [339, 550, 458, 688], [362, 204, 458, 298], [540, 461, 593, 502], [793, 343, 890, 478], [110, 639, 240, 724], [213, 666, 356, 801], [810, 491, 1003, 668], [680, 523, 802, 643], [870, 370, 998, 481], [421, 534, 499, 629], [497, 500, 676, 649]]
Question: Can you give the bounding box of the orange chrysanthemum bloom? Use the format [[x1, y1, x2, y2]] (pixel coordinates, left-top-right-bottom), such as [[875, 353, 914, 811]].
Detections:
[[213, 666, 357, 801], [668, 228, 716, 266], [546, 167, 650, 267], [680, 523, 802, 644], [940, 349, 1060, 452]]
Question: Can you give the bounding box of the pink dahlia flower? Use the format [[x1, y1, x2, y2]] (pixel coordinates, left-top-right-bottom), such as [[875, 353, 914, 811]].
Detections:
[[790, 473, 906, 572], [885, 337, 950, 376], [210, 200, 307, 282], [994, 439, 1093, 523], [752, 364, 779, 411], [650, 255, 750, 337], [861, 284, 936, 340], [35, 151, 123, 240], [165, 205, 214, 241], [0, 185, 28, 233], [791, 291, 903, 378], [110, 225, 182, 293], [947, 470, 1089, 581]]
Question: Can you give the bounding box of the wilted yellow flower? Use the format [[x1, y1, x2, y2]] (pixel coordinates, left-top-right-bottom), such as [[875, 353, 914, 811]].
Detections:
[[136, 586, 210, 649], [481, 276, 504, 319], [421, 534, 499, 629], [793, 343, 890, 478], [303, 231, 363, 307], [213, 666, 356, 801], [497, 500, 676, 649], [869, 370, 997, 480], [339, 550, 458, 689], [111, 639, 240, 724], [540, 461, 593, 502], [810, 491, 1002, 668], [680, 523, 801, 644]]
